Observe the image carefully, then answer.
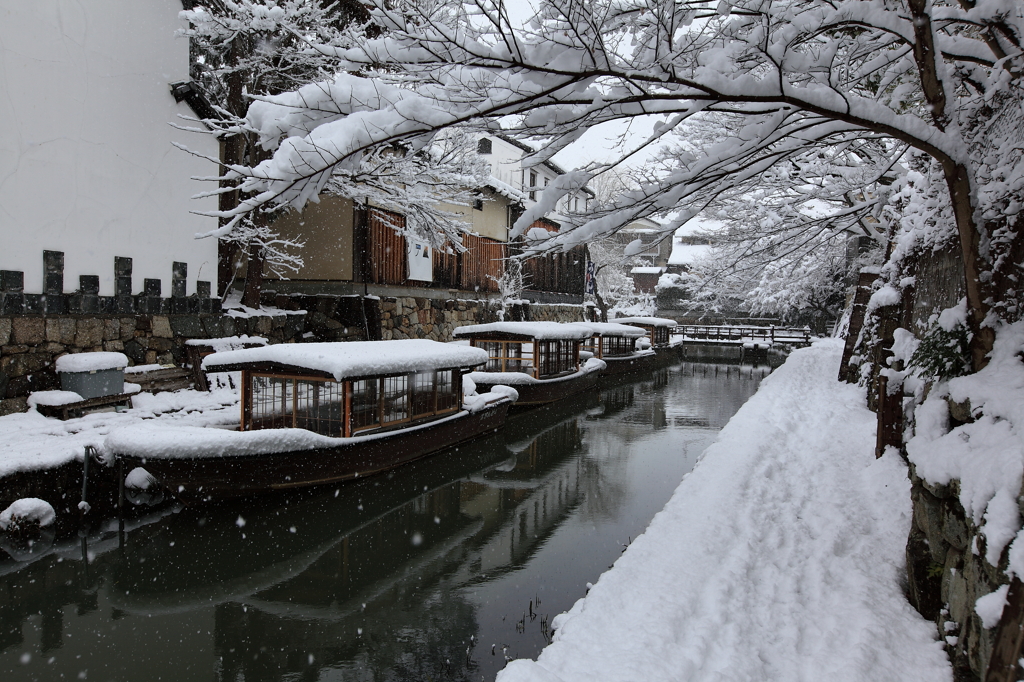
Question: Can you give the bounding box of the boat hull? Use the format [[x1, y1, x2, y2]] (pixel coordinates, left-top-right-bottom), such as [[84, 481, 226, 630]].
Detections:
[[599, 352, 658, 378], [471, 370, 601, 408], [116, 401, 512, 501]]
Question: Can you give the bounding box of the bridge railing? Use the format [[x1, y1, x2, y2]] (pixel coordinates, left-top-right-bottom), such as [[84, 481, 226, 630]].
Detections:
[[674, 325, 813, 345]]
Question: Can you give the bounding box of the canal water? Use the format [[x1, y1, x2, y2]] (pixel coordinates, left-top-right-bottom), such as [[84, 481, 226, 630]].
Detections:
[[0, 362, 767, 682]]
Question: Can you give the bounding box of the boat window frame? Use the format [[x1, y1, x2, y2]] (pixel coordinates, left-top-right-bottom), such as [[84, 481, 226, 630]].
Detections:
[[473, 339, 535, 376], [241, 368, 463, 437]]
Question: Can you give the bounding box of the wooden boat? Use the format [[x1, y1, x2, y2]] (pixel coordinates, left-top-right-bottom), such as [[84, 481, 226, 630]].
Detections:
[[453, 321, 605, 408], [105, 340, 517, 500], [580, 322, 657, 377], [613, 316, 681, 361]]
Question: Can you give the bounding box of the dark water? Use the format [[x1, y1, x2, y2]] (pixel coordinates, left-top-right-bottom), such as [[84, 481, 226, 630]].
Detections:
[[0, 363, 767, 682]]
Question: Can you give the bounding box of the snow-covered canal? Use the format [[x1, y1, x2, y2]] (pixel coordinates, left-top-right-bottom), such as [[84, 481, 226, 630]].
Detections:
[[0, 363, 765, 681]]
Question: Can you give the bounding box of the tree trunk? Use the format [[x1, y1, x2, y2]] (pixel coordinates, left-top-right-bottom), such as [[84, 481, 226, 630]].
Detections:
[[241, 238, 264, 309], [943, 161, 995, 371]]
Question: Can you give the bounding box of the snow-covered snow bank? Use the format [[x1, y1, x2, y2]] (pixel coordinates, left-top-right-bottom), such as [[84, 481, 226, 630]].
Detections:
[[0, 387, 241, 477], [499, 339, 951, 682]]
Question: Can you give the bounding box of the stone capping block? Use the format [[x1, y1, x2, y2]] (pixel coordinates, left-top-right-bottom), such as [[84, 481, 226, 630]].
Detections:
[[1, 270, 24, 292], [143, 279, 162, 297], [115, 256, 133, 276], [79, 275, 100, 295], [43, 250, 64, 296]]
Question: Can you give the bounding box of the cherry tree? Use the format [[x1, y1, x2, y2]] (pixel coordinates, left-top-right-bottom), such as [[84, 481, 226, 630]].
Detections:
[[208, 0, 1023, 366]]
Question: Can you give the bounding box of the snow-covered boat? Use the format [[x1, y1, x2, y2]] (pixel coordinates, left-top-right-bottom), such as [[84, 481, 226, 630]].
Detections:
[[453, 322, 605, 408], [579, 322, 657, 377], [613, 316, 681, 360], [105, 340, 517, 500]]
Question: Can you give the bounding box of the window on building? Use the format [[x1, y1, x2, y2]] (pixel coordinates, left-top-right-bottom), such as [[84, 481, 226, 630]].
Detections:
[[477, 138, 492, 154], [474, 197, 484, 211], [529, 171, 537, 201]]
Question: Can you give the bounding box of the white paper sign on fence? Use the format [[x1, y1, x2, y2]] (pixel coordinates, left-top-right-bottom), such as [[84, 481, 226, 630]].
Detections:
[[407, 241, 433, 282]]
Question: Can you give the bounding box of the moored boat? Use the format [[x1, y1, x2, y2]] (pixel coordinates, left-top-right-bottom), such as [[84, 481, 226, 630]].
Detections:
[[579, 322, 656, 377], [612, 316, 681, 360], [105, 340, 517, 500], [452, 321, 605, 408]]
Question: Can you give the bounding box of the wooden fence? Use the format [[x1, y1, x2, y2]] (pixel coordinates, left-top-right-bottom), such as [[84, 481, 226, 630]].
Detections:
[[367, 208, 504, 292]]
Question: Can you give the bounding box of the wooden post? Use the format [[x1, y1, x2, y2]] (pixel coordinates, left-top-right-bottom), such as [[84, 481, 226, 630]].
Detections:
[[875, 374, 903, 458]]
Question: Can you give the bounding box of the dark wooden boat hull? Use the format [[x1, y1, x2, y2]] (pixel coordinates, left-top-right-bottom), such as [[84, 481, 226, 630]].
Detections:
[[471, 370, 601, 408], [115, 400, 512, 501], [599, 353, 658, 377]]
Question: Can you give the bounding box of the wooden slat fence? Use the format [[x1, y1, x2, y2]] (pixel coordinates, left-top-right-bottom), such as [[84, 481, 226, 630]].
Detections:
[[367, 208, 406, 286], [368, 208, 504, 292]]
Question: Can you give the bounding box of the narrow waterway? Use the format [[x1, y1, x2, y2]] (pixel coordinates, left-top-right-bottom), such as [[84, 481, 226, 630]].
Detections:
[[0, 362, 767, 682]]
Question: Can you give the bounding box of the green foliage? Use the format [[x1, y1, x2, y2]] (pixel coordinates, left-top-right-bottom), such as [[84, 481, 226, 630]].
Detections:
[[926, 562, 945, 579], [910, 323, 972, 380]]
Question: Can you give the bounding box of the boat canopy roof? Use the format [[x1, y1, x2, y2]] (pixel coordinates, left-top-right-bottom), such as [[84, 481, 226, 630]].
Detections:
[[453, 321, 594, 341], [202, 339, 488, 381], [578, 322, 647, 338], [612, 316, 678, 328]]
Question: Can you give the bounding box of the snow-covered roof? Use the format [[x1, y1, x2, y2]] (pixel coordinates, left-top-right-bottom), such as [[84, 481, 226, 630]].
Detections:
[[55, 352, 128, 373], [613, 316, 678, 328], [669, 243, 713, 265], [202, 340, 488, 380], [630, 266, 666, 274], [453, 322, 595, 341], [486, 176, 527, 204], [578, 323, 647, 338]]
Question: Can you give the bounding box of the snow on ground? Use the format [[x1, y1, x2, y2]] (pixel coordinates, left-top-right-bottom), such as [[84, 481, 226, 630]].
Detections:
[[0, 387, 240, 477], [499, 339, 951, 682]]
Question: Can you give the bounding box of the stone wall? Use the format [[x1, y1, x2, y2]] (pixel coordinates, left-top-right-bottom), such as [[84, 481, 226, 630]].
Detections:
[[0, 311, 305, 416], [895, 243, 1001, 681], [906, 456, 1004, 681]]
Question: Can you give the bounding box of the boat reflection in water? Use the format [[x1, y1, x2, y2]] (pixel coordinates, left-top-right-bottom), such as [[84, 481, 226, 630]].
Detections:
[[105, 394, 595, 682], [0, 362, 766, 682]]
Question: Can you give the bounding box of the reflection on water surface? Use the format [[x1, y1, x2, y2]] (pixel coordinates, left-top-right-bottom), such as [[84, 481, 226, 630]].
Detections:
[[0, 363, 767, 681]]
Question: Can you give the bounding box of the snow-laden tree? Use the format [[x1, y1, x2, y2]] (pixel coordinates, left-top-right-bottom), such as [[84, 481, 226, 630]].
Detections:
[[206, 0, 1024, 366], [179, 1, 490, 305]]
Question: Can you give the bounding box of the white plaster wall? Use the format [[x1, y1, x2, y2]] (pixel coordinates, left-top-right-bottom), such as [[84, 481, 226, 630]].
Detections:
[[480, 136, 583, 224], [0, 0, 219, 296]]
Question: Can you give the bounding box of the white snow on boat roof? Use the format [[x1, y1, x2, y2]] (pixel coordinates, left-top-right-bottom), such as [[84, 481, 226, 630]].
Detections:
[[578, 322, 648, 337], [202, 339, 488, 380], [453, 321, 595, 340], [55, 352, 128, 373], [613, 316, 678, 328]]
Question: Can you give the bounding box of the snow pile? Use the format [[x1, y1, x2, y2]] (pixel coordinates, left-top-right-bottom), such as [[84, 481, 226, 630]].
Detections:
[[54, 352, 128, 373], [498, 340, 950, 682], [0, 385, 241, 477], [27, 391, 85, 408], [463, 385, 519, 413], [0, 498, 56, 531], [184, 335, 268, 351], [454, 322, 595, 340], [203, 339, 488, 380], [907, 321, 1024, 569]]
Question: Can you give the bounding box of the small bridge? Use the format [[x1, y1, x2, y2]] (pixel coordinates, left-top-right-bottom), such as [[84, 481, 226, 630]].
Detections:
[[674, 325, 815, 347]]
